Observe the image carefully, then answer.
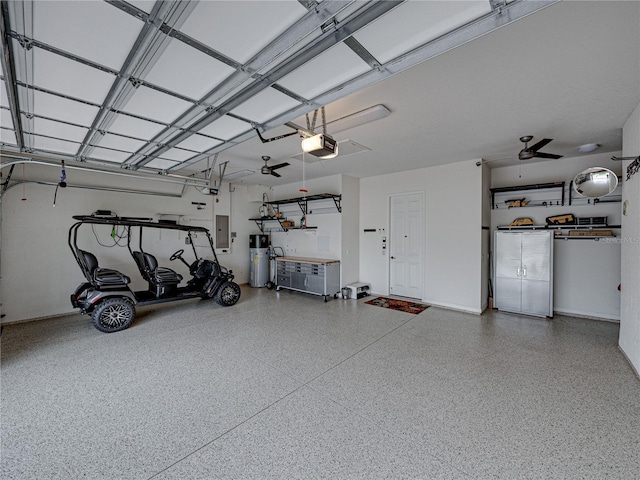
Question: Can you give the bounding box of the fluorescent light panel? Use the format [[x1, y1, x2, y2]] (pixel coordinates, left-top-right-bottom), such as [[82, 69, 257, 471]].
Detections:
[[223, 169, 254, 180], [325, 104, 390, 134]]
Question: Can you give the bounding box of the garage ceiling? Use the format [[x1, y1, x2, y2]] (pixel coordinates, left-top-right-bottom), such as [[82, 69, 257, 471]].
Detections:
[[1, 1, 639, 188]]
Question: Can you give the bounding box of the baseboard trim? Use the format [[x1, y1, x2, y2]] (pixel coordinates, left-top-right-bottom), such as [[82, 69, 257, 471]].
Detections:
[[422, 300, 482, 315], [1, 311, 77, 326], [554, 308, 620, 323], [618, 346, 640, 380]]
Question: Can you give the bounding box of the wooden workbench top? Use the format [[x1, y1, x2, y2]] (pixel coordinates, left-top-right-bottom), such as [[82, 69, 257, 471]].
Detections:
[[276, 257, 340, 265]]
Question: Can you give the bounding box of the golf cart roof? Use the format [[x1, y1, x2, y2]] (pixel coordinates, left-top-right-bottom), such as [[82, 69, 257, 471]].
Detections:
[[71, 215, 212, 234]]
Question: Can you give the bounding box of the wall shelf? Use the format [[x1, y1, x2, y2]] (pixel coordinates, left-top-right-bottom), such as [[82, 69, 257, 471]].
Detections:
[[554, 235, 616, 241], [498, 223, 620, 240], [497, 225, 549, 230], [250, 193, 341, 233], [267, 193, 342, 215], [498, 224, 621, 230], [490, 182, 565, 210], [249, 217, 318, 232]]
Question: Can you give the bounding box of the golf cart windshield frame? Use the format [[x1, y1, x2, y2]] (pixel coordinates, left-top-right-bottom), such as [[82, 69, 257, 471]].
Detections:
[[68, 215, 221, 280]]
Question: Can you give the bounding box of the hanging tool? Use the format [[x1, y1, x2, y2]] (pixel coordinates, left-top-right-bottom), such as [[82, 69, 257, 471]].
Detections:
[[53, 160, 67, 207]]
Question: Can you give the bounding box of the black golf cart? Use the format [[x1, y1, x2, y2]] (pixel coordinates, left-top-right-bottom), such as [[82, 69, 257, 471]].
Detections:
[[69, 215, 240, 333]]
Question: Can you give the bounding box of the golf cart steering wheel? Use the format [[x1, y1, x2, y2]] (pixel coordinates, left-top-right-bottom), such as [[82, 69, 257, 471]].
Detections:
[[170, 249, 184, 261]]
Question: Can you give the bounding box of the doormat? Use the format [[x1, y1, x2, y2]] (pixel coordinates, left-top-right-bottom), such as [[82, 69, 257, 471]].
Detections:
[[364, 297, 430, 314]]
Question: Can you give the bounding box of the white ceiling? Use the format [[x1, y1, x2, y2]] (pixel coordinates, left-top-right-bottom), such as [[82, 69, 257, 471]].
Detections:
[[1, 0, 639, 189]]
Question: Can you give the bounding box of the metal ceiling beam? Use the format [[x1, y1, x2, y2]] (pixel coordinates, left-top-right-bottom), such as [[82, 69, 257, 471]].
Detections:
[[77, 0, 198, 161], [6, 0, 36, 152], [126, 0, 376, 169], [122, 1, 358, 168], [263, 0, 563, 133], [4, 179, 184, 198], [0, 1, 24, 150], [0, 157, 210, 188], [169, 0, 560, 173], [134, 0, 403, 171]]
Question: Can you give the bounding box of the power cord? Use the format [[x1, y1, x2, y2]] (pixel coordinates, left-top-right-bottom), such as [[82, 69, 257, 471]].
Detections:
[[91, 224, 128, 247]]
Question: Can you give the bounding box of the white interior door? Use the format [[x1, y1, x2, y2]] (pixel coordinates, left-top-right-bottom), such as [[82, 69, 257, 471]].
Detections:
[[389, 193, 423, 299]]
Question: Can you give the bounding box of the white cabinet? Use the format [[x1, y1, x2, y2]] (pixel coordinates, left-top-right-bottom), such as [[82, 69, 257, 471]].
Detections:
[[276, 257, 341, 301], [494, 231, 554, 317]]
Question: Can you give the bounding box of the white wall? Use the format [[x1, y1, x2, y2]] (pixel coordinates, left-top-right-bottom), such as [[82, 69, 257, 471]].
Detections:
[[269, 175, 342, 260], [0, 165, 252, 323], [228, 183, 270, 284], [490, 153, 623, 321], [341, 175, 360, 286], [620, 102, 640, 375], [481, 163, 491, 310], [360, 159, 484, 313]]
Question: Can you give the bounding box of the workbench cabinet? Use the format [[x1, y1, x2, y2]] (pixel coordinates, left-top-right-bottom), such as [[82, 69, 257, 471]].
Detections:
[[275, 257, 341, 301]]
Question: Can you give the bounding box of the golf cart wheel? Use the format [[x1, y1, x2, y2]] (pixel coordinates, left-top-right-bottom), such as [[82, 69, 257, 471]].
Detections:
[[91, 298, 135, 333], [215, 281, 241, 306]]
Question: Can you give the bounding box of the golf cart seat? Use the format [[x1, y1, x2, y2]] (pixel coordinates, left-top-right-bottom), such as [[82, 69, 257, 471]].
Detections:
[[79, 250, 130, 287], [132, 251, 182, 296], [143, 253, 183, 284]]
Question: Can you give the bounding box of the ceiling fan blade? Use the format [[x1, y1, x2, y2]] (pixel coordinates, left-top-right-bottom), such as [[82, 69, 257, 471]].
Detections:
[[270, 170, 282, 177], [534, 152, 563, 159], [528, 138, 553, 152], [269, 162, 290, 170]]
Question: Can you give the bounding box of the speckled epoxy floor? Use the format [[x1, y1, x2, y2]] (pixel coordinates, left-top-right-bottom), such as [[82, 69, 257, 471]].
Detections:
[[2, 287, 639, 479]]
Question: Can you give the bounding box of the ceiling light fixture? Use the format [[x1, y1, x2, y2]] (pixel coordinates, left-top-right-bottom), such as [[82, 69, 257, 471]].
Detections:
[[223, 169, 254, 180], [577, 143, 600, 153], [325, 104, 391, 134]]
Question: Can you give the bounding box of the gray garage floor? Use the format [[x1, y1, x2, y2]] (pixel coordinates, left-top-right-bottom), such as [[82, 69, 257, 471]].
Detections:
[[2, 286, 639, 479]]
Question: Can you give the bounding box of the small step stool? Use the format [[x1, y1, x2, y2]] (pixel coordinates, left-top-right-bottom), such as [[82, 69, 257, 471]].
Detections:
[[344, 282, 371, 299]]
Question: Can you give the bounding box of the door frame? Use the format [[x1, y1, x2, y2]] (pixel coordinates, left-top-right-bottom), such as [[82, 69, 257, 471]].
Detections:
[[388, 191, 425, 299]]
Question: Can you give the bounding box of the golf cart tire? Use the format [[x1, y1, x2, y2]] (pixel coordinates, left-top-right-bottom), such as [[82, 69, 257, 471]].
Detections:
[[91, 297, 136, 333], [215, 281, 241, 306]]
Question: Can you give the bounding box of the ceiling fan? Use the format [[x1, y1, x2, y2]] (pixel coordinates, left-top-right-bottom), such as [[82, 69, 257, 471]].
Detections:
[[518, 136, 563, 160], [261, 156, 290, 177]]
